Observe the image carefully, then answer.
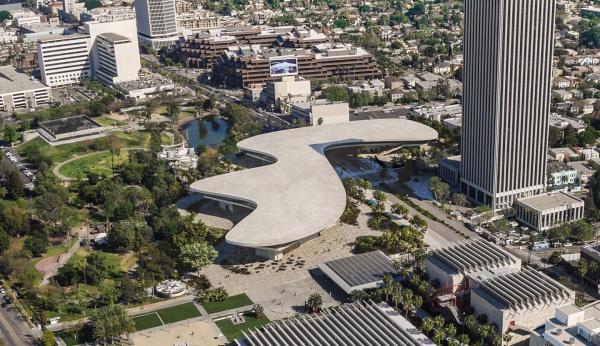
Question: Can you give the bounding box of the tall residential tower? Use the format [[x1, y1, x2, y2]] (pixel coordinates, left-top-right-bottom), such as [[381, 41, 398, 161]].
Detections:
[[460, 0, 557, 210], [134, 0, 179, 49]]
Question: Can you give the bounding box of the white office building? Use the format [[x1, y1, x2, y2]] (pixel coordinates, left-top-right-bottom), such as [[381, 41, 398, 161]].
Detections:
[[460, 0, 557, 210], [134, 0, 179, 49], [515, 192, 585, 232], [84, 19, 141, 85], [94, 33, 140, 85], [37, 34, 92, 87], [291, 100, 350, 126], [0, 66, 51, 111]]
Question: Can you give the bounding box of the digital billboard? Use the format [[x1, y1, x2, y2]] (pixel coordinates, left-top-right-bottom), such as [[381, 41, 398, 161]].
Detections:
[[269, 57, 298, 77]]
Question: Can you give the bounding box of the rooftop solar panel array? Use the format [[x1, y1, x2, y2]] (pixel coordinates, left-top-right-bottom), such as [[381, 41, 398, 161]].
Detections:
[[240, 301, 427, 346], [478, 269, 573, 310], [324, 251, 397, 288], [39, 116, 101, 136], [431, 239, 518, 274]]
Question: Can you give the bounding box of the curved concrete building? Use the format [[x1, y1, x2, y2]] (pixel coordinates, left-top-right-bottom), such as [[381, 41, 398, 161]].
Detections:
[[190, 119, 438, 259]]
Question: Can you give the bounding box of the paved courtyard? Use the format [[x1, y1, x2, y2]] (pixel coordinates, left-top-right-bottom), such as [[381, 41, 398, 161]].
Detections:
[[200, 204, 379, 320], [130, 320, 226, 346]]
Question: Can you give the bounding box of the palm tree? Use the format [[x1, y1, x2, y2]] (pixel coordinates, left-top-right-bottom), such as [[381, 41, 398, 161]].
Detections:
[[432, 329, 446, 345], [444, 323, 457, 339], [579, 258, 589, 301], [382, 274, 394, 301], [458, 333, 470, 345], [421, 317, 435, 336], [401, 289, 414, 316], [464, 315, 478, 335]]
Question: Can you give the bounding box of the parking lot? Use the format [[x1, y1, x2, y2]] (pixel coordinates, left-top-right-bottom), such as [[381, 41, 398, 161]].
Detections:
[[1, 148, 36, 188], [350, 105, 411, 121]]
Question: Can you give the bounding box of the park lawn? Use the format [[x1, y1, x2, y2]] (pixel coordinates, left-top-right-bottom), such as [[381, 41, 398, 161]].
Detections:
[[17, 130, 163, 166], [94, 116, 127, 127], [58, 150, 130, 178], [133, 312, 164, 331], [156, 302, 201, 324], [68, 248, 137, 272], [215, 314, 270, 341], [202, 294, 253, 314]]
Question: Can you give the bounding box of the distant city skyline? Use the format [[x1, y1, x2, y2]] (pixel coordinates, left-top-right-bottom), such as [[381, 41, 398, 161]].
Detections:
[[461, 0, 557, 210]]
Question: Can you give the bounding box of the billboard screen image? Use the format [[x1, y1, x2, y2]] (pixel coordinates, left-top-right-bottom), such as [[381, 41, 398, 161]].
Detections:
[[269, 57, 298, 77]]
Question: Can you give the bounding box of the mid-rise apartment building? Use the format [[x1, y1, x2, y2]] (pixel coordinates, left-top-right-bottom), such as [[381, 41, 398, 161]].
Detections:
[[80, 7, 136, 23], [212, 43, 380, 88], [176, 13, 222, 31], [37, 34, 91, 87]]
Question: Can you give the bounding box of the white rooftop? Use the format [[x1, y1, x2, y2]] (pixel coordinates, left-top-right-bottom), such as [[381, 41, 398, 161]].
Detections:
[[190, 119, 437, 249], [0, 66, 48, 95]]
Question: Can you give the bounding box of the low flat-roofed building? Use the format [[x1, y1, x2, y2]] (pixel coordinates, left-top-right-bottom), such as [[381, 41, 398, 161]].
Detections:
[[515, 192, 585, 232], [0, 66, 51, 112], [260, 75, 311, 113], [113, 71, 175, 99], [549, 147, 579, 162], [549, 114, 586, 134], [471, 269, 574, 333], [291, 99, 349, 126], [318, 251, 397, 294], [235, 301, 434, 346], [442, 117, 461, 131], [425, 239, 521, 294], [411, 103, 462, 122], [581, 7, 600, 18], [438, 155, 461, 186], [38, 115, 106, 144]]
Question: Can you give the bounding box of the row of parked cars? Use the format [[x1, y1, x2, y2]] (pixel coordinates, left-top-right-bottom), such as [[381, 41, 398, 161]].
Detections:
[[2, 148, 36, 182]]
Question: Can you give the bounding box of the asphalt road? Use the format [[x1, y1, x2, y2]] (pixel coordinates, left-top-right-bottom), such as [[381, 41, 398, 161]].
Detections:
[[0, 297, 36, 346], [385, 193, 475, 249]]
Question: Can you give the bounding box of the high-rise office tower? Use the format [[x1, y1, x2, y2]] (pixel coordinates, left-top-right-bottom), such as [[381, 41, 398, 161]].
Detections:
[[134, 0, 179, 49], [460, 0, 556, 210]]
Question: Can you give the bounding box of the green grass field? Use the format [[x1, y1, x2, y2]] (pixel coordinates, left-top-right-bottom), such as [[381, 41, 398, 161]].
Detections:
[[133, 312, 164, 331], [158, 302, 202, 324], [133, 303, 202, 331], [58, 150, 131, 178], [215, 314, 270, 341], [202, 294, 253, 314]]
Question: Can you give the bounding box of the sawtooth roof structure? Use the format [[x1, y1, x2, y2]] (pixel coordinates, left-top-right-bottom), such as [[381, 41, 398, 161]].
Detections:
[[319, 251, 397, 293], [189, 119, 437, 249], [429, 239, 520, 275], [236, 301, 434, 346], [475, 269, 574, 310]]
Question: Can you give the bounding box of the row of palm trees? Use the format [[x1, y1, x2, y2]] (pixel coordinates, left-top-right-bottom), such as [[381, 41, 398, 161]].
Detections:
[[380, 271, 513, 346], [382, 274, 424, 317]]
